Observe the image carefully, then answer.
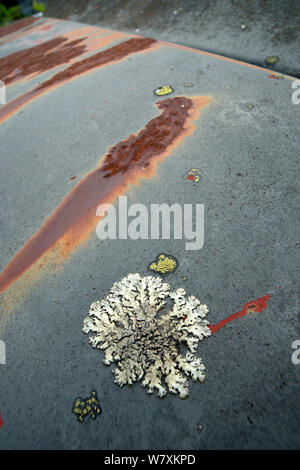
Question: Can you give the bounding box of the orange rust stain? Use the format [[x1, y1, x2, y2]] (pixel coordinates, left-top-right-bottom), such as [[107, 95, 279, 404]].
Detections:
[[0, 19, 60, 45], [0, 17, 38, 39], [36, 37, 157, 90], [209, 294, 271, 335], [81, 31, 129, 55], [0, 36, 157, 124], [0, 36, 88, 85], [0, 242, 65, 329], [0, 28, 125, 87], [0, 95, 211, 294]]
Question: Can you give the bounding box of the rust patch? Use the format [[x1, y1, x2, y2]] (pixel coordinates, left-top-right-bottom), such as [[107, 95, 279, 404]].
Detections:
[[0, 95, 211, 294], [37, 37, 156, 90], [0, 17, 38, 39], [0, 36, 157, 124], [0, 37, 88, 85], [0, 19, 59, 45]]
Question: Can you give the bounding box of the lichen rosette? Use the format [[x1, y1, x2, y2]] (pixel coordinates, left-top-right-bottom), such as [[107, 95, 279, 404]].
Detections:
[[82, 273, 211, 399]]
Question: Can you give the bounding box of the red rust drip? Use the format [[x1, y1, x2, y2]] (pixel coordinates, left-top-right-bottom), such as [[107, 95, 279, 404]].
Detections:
[[0, 96, 210, 294], [209, 294, 271, 334], [0, 17, 38, 39], [0, 411, 3, 428]]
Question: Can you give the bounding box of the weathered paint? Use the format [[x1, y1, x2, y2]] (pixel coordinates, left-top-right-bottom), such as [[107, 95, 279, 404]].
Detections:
[[209, 294, 271, 334], [0, 95, 211, 294]]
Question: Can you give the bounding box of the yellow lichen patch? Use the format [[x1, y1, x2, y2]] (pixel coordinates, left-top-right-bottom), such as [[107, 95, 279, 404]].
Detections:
[[154, 85, 174, 96], [184, 168, 201, 183], [148, 254, 178, 275], [72, 391, 101, 423]]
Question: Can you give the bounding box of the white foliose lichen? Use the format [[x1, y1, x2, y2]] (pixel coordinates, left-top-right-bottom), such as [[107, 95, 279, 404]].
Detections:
[[82, 273, 211, 399]]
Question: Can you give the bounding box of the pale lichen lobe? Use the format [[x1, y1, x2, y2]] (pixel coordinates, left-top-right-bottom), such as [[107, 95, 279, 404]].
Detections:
[[82, 273, 211, 399]]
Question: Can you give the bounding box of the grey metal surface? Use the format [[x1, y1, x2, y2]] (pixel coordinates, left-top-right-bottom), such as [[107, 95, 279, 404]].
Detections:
[[0, 18, 299, 450]]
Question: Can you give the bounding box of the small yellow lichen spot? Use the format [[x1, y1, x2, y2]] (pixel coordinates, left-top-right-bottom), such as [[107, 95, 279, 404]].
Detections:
[[154, 85, 174, 96], [72, 390, 101, 423], [149, 254, 178, 275]]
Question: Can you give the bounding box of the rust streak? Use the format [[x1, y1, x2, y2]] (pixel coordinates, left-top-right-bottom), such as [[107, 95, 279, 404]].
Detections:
[[0, 17, 38, 39], [209, 294, 271, 334], [0, 95, 211, 294], [0, 37, 157, 124], [0, 36, 88, 85], [37, 37, 156, 90], [0, 19, 59, 45]]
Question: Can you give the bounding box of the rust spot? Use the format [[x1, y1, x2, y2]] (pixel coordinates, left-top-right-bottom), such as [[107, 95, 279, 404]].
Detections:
[[69, 176, 77, 181], [0, 17, 38, 39], [0, 95, 211, 294], [209, 294, 271, 334]]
